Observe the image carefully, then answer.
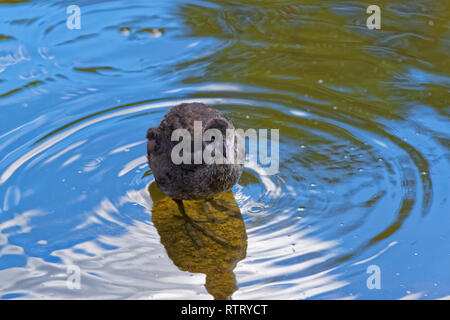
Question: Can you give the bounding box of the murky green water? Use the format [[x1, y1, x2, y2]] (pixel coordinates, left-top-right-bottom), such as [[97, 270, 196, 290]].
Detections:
[[0, 0, 449, 299]]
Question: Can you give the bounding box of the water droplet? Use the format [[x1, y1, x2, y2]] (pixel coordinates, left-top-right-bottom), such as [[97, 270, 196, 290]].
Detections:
[[339, 223, 344, 227], [245, 115, 250, 119], [428, 20, 434, 26], [414, 252, 419, 256], [300, 145, 306, 148], [395, 272, 400, 276], [333, 106, 338, 110], [310, 183, 316, 187], [318, 79, 323, 84], [406, 290, 411, 295], [248, 205, 264, 214], [298, 206, 305, 212]]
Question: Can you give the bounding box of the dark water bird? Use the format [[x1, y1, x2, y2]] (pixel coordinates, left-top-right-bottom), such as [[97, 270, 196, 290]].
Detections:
[[146, 102, 244, 247], [149, 183, 247, 299]]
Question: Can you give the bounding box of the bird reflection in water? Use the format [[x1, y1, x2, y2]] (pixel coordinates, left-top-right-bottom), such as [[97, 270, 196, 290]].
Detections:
[[148, 182, 247, 300]]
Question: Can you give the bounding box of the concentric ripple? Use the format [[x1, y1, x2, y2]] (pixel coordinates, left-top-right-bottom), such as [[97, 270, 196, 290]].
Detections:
[[0, 0, 449, 299]]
